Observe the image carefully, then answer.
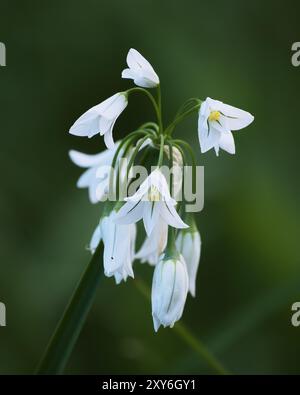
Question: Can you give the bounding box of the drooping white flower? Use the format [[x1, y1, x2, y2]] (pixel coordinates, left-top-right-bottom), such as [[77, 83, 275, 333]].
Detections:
[[69, 143, 119, 203], [89, 207, 136, 284], [122, 48, 159, 88], [198, 97, 254, 155], [152, 254, 189, 331], [135, 219, 168, 265], [176, 223, 201, 297], [115, 168, 188, 236], [69, 92, 128, 149]]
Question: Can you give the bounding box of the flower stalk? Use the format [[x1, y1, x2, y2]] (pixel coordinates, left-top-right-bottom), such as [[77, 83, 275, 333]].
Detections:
[[36, 245, 103, 375]]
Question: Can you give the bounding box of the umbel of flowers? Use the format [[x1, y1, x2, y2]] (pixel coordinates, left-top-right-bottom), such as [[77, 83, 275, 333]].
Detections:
[[69, 48, 254, 331]]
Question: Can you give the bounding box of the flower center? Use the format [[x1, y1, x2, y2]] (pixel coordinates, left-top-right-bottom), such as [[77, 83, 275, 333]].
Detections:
[[208, 111, 221, 122], [148, 186, 160, 201]]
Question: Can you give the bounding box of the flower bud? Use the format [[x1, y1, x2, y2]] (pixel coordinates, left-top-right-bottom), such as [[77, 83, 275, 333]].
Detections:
[[151, 253, 188, 331]]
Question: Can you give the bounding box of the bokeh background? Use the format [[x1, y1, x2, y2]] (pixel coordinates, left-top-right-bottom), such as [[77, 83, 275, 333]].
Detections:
[[0, 0, 300, 374]]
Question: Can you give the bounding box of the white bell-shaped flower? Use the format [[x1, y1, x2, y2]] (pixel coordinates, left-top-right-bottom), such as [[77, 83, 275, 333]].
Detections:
[[89, 207, 136, 284], [69, 92, 128, 149], [69, 143, 119, 203], [198, 97, 254, 155], [122, 48, 159, 88], [152, 253, 189, 331], [115, 168, 188, 236]]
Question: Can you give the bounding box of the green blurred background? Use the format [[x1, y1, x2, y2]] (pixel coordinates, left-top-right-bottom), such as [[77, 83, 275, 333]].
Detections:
[[0, 0, 300, 374]]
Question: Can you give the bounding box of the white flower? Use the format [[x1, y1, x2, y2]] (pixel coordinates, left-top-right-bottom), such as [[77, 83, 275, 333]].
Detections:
[[69, 92, 128, 149], [122, 48, 159, 88], [89, 208, 136, 284], [176, 227, 201, 297], [135, 219, 168, 265], [69, 143, 119, 204], [152, 254, 189, 331], [198, 97, 254, 155], [115, 168, 188, 236]]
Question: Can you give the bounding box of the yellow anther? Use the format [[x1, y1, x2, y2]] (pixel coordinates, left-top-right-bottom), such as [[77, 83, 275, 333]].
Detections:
[[208, 111, 221, 122], [148, 186, 160, 201]]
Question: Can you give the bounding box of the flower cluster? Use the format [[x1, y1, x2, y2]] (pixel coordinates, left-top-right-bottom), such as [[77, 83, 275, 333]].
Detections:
[[69, 49, 254, 331]]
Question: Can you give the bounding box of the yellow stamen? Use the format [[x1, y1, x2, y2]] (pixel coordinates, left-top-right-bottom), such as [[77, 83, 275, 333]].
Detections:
[[208, 111, 221, 122], [148, 186, 160, 201]]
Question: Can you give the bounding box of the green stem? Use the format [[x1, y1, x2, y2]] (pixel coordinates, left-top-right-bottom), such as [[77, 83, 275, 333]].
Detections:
[[140, 122, 159, 133], [134, 277, 230, 375], [174, 98, 201, 119], [109, 131, 148, 200], [126, 135, 151, 178], [166, 101, 201, 136], [157, 134, 165, 167], [115, 134, 142, 199], [157, 85, 163, 134], [36, 245, 103, 375], [174, 323, 230, 375], [127, 87, 161, 128]]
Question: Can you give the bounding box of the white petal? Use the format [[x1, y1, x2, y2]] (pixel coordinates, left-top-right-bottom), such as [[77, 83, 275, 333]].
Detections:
[[188, 232, 201, 297], [114, 272, 123, 285], [133, 75, 159, 89], [121, 68, 136, 80], [77, 167, 95, 188], [136, 221, 168, 265], [104, 128, 115, 150], [211, 114, 230, 134], [92, 178, 109, 203], [136, 237, 158, 264], [88, 179, 101, 204], [127, 48, 155, 73], [198, 104, 221, 153], [150, 169, 174, 202], [129, 224, 137, 258], [218, 130, 236, 154], [69, 150, 108, 168], [102, 222, 129, 276], [89, 225, 102, 253], [126, 176, 152, 202], [101, 211, 136, 282], [143, 202, 160, 236], [115, 201, 144, 225], [162, 259, 188, 326], [152, 313, 161, 332], [216, 102, 254, 130], [99, 93, 127, 119], [96, 93, 124, 115], [151, 258, 188, 329], [200, 99, 209, 117], [157, 261, 176, 316], [176, 232, 201, 297], [69, 107, 99, 137], [214, 145, 220, 156], [160, 202, 189, 229], [124, 48, 159, 87], [99, 116, 114, 136]]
